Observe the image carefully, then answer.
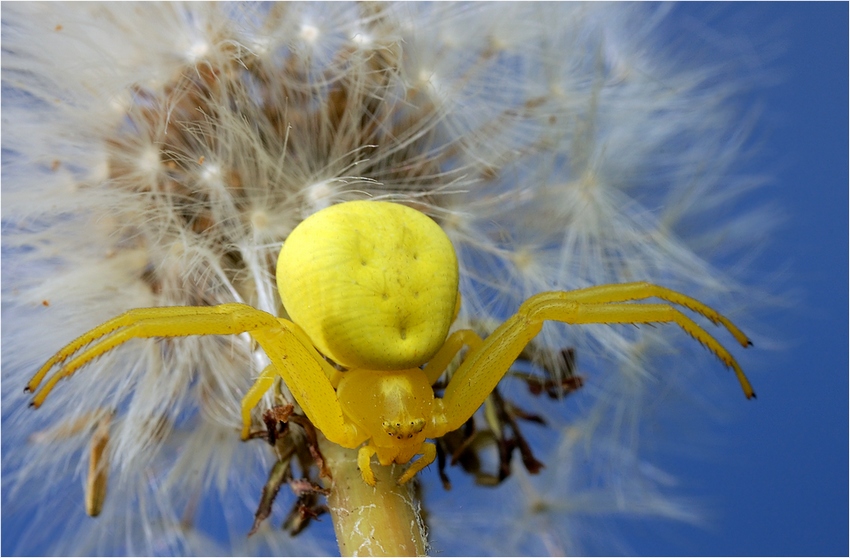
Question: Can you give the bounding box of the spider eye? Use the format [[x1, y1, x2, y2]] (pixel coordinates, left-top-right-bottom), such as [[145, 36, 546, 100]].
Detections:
[[382, 417, 426, 440]]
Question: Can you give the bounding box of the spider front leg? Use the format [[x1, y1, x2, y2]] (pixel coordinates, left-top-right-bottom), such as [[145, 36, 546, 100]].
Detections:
[[356, 442, 438, 487], [27, 303, 282, 408], [29, 302, 366, 459], [240, 323, 366, 450], [397, 442, 437, 485], [439, 283, 754, 433]]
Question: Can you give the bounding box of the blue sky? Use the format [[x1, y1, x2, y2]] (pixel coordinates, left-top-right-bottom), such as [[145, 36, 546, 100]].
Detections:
[[626, 3, 848, 555]]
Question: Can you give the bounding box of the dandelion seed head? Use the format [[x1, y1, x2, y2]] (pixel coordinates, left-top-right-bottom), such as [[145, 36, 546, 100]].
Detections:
[[3, 2, 772, 555]]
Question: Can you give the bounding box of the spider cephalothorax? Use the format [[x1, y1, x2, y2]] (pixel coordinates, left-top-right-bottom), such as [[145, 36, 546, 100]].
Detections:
[[27, 201, 754, 487]]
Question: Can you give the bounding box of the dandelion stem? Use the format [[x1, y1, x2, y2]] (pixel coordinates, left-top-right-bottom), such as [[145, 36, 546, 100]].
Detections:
[[320, 438, 427, 557]]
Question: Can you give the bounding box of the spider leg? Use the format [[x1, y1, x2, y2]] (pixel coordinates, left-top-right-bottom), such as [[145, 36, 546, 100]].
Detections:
[[248, 323, 366, 448], [241, 356, 362, 447], [28, 303, 279, 407], [397, 442, 437, 485], [241, 364, 278, 440], [531, 299, 753, 398], [422, 329, 484, 385], [439, 286, 753, 433], [29, 302, 365, 450], [28, 306, 243, 393], [553, 282, 752, 347], [440, 312, 543, 433], [357, 445, 379, 486]]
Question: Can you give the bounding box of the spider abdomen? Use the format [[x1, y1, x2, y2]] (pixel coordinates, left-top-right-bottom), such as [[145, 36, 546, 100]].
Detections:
[[277, 201, 459, 370]]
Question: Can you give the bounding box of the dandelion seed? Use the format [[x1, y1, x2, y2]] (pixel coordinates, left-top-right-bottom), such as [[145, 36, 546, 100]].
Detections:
[[186, 40, 210, 63], [299, 23, 320, 44]]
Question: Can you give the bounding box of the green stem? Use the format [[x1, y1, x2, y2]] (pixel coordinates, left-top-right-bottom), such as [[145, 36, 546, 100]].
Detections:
[[319, 439, 428, 556]]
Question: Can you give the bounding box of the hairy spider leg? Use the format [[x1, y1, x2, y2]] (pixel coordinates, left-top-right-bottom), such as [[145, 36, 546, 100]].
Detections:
[[555, 282, 752, 348], [356, 440, 438, 486], [27, 303, 365, 449], [28, 305, 252, 393], [397, 442, 437, 484], [27, 303, 280, 407], [357, 446, 379, 486], [439, 284, 754, 433]]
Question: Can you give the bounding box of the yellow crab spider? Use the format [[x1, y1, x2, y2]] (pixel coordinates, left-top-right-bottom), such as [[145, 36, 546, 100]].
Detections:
[[27, 201, 754, 487]]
